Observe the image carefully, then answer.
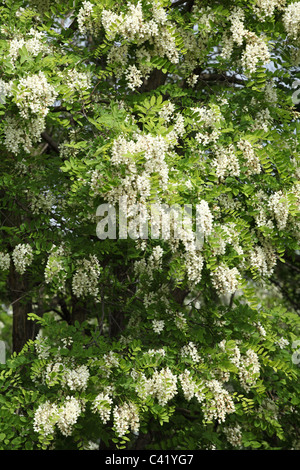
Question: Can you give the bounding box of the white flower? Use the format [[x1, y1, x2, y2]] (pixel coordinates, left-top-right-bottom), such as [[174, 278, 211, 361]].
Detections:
[[56, 396, 83, 437], [78, 0, 95, 34], [152, 319, 165, 334], [237, 139, 261, 175], [241, 33, 270, 74], [64, 365, 90, 391], [211, 264, 240, 295], [180, 342, 201, 363], [268, 190, 290, 230], [224, 424, 243, 447], [92, 393, 113, 424], [179, 369, 205, 402], [113, 402, 140, 437], [229, 7, 247, 46], [72, 255, 101, 298], [249, 244, 276, 277], [12, 244, 33, 274], [125, 65, 144, 90], [9, 28, 50, 65], [212, 144, 240, 180], [29, 191, 56, 215], [196, 200, 213, 237], [15, 71, 57, 119], [3, 115, 46, 154], [45, 245, 67, 289], [0, 252, 10, 271], [33, 401, 59, 436], [203, 379, 235, 423], [135, 367, 178, 405], [283, 2, 300, 39], [238, 349, 260, 391], [275, 336, 289, 349]]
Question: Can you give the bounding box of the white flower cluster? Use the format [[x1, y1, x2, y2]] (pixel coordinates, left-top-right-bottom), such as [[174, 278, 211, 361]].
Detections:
[[59, 68, 91, 95], [264, 81, 278, 103], [29, 190, 56, 215], [152, 319, 165, 334], [221, 7, 271, 73], [102, 351, 120, 377], [56, 396, 83, 437], [196, 200, 214, 238], [275, 336, 289, 349], [101, 0, 178, 63], [224, 341, 261, 391], [4, 115, 45, 154], [211, 264, 240, 295], [92, 392, 113, 424], [45, 361, 90, 391], [254, 321, 267, 338], [268, 190, 290, 230], [102, 2, 144, 41], [251, 108, 273, 133], [12, 243, 33, 274], [255, 0, 286, 19], [78, 0, 95, 34], [283, 2, 300, 39], [193, 105, 222, 146], [185, 250, 204, 285], [3, 71, 57, 154], [44, 245, 67, 289], [0, 252, 10, 271], [64, 365, 90, 391], [212, 144, 240, 180], [136, 367, 178, 406], [134, 246, 164, 284], [146, 348, 166, 358], [228, 345, 241, 368], [15, 71, 57, 119], [72, 255, 101, 298], [237, 139, 261, 175], [34, 331, 51, 360], [125, 65, 144, 91], [33, 396, 83, 437], [209, 222, 243, 259], [203, 379, 235, 423], [179, 369, 205, 402], [113, 402, 140, 437], [33, 400, 59, 436], [241, 32, 270, 75], [249, 244, 276, 277], [229, 7, 247, 46], [9, 28, 50, 65], [180, 342, 201, 363], [174, 312, 187, 331], [98, 1, 180, 88], [238, 349, 260, 391], [223, 424, 243, 447], [0, 78, 13, 103], [106, 132, 171, 208]]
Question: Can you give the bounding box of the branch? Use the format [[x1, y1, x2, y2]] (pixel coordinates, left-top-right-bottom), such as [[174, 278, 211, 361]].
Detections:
[[41, 131, 60, 154], [197, 72, 245, 86], [171, 0, 190, 8]]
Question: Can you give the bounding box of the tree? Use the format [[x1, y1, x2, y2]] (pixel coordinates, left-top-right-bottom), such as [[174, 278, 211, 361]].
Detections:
[[0, 0, 299, 451]]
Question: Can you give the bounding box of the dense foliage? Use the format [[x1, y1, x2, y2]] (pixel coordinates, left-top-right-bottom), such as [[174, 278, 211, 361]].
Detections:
[[0, 0, 300, 450]]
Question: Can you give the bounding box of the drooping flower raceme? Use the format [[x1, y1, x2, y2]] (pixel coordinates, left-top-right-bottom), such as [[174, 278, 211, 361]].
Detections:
[[12, 244, 33, 274], [113, 401, 140, 437], [0, 252, 10, 271], [72, 255, 101, 298], [92, 392, 113, 424]]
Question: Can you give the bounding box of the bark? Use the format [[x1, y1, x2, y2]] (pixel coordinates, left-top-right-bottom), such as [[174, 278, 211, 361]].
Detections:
[[9, 267, 37, 353]]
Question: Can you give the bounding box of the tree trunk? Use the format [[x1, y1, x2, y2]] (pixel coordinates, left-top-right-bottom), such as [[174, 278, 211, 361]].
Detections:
[[9, 267, 37, 353]]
